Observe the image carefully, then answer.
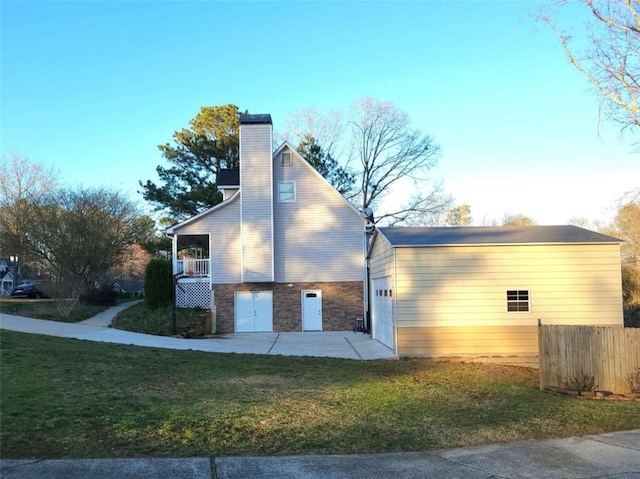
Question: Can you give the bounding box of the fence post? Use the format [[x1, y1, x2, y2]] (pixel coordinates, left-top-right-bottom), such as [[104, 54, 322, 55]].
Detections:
[[537, 319, 544, 390]]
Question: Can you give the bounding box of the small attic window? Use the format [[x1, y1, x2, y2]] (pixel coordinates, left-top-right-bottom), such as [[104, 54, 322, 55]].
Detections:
[[282, 151, 292, 166]]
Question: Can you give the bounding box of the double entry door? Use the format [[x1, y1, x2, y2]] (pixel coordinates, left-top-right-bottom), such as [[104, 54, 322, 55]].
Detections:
[[235, 291, 273, 332]]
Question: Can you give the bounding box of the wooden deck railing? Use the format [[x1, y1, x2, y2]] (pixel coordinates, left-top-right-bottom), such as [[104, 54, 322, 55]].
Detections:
[[177, 259, 210, 277]]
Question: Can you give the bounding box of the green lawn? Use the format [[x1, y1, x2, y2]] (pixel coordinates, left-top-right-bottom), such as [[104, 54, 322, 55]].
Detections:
[[0, 298, 106, 322], [1, 330, 638, 459], [112, 302, 211, 336]]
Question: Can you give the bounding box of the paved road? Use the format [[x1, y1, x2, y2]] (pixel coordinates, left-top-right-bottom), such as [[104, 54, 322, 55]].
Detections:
[[1, 429, 638, 478]]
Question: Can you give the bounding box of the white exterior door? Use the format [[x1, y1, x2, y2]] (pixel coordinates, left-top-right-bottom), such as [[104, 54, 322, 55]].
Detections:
[[253, 291, 273, 332], [302, 290, 322, 331], [371, 277, 394, 350], [235, 291, 273, 332]]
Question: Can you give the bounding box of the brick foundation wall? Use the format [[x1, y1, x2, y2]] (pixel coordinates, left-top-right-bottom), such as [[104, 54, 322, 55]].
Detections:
[[212, 281, 363, 333]]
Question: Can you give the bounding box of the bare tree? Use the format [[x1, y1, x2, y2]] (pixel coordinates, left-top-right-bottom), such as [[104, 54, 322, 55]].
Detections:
[[389, 188, 452, 227], [568, 216, 592, 228], [538, 0, 639, 132], [26, 187, 141, 312], [283, 107, 345, 159], [349, 98, 448, 225], [0, 153, 59, 282], [284, 98, 449, 225]]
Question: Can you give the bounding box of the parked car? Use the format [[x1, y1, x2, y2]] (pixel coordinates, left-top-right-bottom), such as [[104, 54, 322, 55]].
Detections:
[[10, 283, 48, 299]]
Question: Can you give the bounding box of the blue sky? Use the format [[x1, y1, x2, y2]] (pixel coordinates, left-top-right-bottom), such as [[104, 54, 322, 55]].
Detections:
[[2, 1, 638, 226]]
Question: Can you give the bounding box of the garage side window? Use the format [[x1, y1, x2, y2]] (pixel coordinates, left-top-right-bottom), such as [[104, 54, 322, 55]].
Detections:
[[507, 290, 530, 312]]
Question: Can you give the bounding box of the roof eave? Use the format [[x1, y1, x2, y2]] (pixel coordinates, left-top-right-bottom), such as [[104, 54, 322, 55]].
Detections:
[[166, 190, 240, 235], [387, 240, 624, 248]]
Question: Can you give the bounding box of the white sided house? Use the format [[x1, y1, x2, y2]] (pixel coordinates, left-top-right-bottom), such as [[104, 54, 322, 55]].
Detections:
[[167, 114, 366, 333], [368, 226, 624, 357]]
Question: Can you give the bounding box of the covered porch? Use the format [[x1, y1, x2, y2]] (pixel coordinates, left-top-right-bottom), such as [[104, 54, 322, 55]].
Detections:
[[172, 233, 212, 309], [173, 234, 211, 278]]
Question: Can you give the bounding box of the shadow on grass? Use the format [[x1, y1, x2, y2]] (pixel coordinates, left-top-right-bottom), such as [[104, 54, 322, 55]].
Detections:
[[2, 331, 639, 458]]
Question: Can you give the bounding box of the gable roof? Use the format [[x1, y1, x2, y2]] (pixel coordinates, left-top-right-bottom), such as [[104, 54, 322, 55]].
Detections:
[[112, 279, 144, 292], [166, 190, 240, 235], [169, 140, 363, 236], [273, 141, 363, 219], [376, 225, 623, 248]]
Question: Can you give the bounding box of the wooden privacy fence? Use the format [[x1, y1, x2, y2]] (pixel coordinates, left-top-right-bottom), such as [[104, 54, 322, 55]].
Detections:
[[538, 325, 640, 394]]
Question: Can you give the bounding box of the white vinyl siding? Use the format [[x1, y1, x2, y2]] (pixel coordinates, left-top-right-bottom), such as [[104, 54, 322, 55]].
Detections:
[[240, 123, 274, 282], [393, 243, 623, 329], [369, 233, 395, 280], [222, 188, 238, 201], [273, 146, 364, 283], [171, 195, 241, 284]]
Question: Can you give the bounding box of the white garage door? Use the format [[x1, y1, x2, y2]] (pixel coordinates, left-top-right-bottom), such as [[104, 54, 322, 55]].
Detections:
[[371, 277, 393, 350], [235, 291, 273, 332]]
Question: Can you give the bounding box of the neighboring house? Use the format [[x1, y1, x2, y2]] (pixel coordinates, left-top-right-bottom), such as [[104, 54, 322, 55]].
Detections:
[[112, 279, 144, 297], [167, 114, 367, 333], [368, 226, 624, 357], [0, 259, 15, 296]]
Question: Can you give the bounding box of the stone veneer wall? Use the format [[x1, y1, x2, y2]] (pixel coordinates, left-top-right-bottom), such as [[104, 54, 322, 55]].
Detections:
[[213, 281, 363, 333]]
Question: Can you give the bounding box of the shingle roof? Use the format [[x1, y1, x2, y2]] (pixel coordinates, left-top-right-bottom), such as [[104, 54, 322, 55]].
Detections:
[[112, 279, 144, 293], [239, 113, 272, 125], [217, 168, 239, 187], [377, 226, 622, 247]]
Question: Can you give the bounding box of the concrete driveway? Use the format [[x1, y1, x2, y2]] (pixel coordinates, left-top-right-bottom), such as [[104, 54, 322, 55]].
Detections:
[[0, 302, 396, 360]]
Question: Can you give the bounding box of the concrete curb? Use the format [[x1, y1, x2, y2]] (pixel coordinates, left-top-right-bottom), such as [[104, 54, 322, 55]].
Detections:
[[1, 430, 639, 479]]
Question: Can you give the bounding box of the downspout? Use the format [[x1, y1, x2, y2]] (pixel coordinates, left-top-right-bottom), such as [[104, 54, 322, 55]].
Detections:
[[362, 232, 369, 332], [361, 208, 375, 333]]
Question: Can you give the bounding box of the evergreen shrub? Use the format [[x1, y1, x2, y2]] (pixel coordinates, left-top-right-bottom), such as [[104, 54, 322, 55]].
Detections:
[[144, 259, 172, 310]]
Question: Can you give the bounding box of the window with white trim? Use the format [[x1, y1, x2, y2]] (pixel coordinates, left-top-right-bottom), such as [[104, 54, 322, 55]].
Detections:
[[507, 290, 530, 312], [281, 151, 292, 166], [278, 181, 296, 202]]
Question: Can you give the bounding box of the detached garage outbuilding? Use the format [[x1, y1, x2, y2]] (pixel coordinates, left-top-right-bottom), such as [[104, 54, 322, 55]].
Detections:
[[368, 226, 624, 358]]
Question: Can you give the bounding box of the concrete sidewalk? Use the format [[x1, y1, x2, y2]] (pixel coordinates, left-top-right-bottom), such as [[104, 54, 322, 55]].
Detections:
[[1, 429, 638, 478], [0, 302, 396, 360]]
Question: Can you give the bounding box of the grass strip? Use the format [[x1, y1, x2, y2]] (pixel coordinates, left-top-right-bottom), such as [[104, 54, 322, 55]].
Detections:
[[0, 299, 106, 322]]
